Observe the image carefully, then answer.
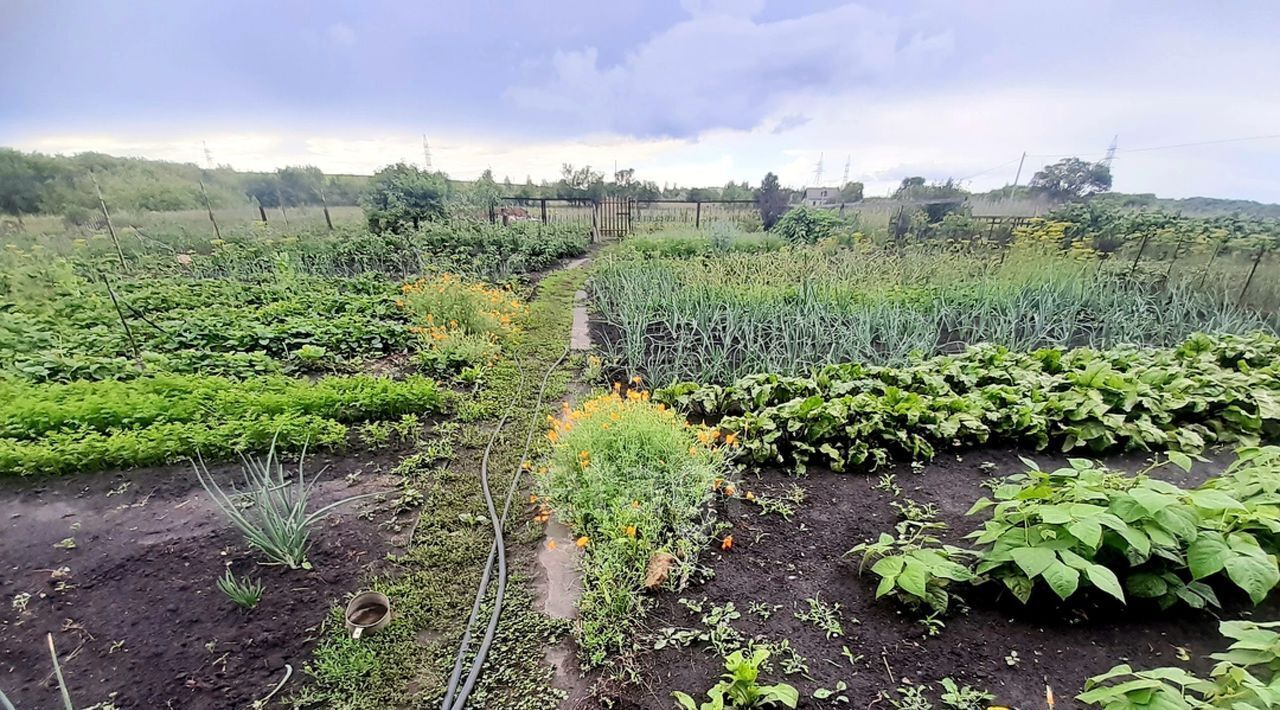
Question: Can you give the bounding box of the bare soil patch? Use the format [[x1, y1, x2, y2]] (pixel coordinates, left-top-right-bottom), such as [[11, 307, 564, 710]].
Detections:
[[0, 449, 408, 709], [609, 446, 1279, 708]]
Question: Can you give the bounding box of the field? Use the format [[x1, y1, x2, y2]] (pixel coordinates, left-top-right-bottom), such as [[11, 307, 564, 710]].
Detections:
[[2, 200, 1280, 710]]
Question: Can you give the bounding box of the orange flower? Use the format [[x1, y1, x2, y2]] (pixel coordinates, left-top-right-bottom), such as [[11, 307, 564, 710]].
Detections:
[[575, 536, 590, 549], [631, 500, 641, 509], [713, 478, 724, 490], [547, 430, 559, 442], [546, 539, 557, 550], [721, 535, 734, 551], [529, 494, 539, 504], [689, 446, 698, 456], [723, 486, 736, 497], [623, 525, 637, 538], [724, 433, 738, 446], [631, 375, 643, 385]]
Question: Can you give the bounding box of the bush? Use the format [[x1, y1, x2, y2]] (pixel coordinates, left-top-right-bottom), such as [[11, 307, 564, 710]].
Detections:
[[769, 206, 849, 244], [537, 387, 726, 666], [398, 273, 525, 372]]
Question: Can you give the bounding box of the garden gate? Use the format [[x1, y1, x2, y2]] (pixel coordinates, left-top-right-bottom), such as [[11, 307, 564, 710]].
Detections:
[[595, 197, 633, 238]]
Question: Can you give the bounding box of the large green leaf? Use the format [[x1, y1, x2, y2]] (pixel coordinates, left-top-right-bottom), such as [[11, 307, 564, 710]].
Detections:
[[1223, 554, 1280, 604], [1187, 535, 1230, 580], [1085, 564, 1126, 603], [1042, 559, 1081, 600], [1010, 546, 1056, 578]]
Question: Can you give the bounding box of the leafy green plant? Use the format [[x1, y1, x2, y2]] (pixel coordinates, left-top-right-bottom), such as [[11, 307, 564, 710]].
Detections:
[[216, 568, 264, 609], [792, 596, 847, 639], [656, 332, 1280, 474], [966, 457, 1276, 607], [195, 440, 385, 569], [848, 519, 976, 613], [672, 648, 799, 710], [1078, 620, 1280, 708], [937, 678, 994, 710]]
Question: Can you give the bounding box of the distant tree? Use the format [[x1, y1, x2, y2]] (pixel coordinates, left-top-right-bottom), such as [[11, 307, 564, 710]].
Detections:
[[635, 181, 661, 202], [1029, 158, 1113, 200], [838, 181, 864, 202], [721, 181, 752, 201], [555, 164, 605, 200], [276, 166, 325, 206], [893, 176, 927, 199], [361, 162, 450, 232], [0, 149, 56, 224], [757, 172, 787, 230], [469, 168, 501, 215], [686, 187, 718, 202]]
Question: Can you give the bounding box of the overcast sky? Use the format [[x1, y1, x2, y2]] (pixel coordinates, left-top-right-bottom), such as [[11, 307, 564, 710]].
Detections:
[[3, 0, 1279, 200]]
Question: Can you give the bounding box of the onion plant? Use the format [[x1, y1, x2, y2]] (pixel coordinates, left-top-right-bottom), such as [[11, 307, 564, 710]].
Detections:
[[195, 439, 384, 570], [592, 242, 1276, 384], [216, 568, 265, 609]]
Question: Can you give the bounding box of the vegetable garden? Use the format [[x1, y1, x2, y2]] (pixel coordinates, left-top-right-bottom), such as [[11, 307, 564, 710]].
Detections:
[[2, 200, 1279, 710]]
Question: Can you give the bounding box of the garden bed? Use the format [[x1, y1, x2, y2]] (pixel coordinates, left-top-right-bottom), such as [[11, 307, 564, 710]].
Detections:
[[608, 446, 1278, 708], [0, 449, 405, 709]]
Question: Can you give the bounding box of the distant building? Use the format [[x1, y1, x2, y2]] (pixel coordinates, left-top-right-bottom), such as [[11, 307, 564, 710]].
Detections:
[[802, 187, 836, 206]]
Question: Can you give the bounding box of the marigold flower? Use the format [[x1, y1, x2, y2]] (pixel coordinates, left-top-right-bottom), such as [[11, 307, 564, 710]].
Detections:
[[725, 433, 738, 446], [529, 494, 538, 504], [624, 525, 637, 538], [721, 535, 734, 551], [723, 486, 735, 497], [575, 536, 590, 549], [546, 539, 557, 550]]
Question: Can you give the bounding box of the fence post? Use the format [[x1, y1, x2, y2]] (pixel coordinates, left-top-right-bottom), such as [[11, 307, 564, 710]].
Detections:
[[1164, 233, 1186, 279], [256, 197, 268, 223], [1127, 233, 1151, 279], [591, 200, 601, 243], [90, 173, 127, 270], [199, 180, 223, 240], [1239, 248, 1266, 306], [1198, 237, 1228, 290], [695, 201, 702, 229], [319, 187, 334, 231]]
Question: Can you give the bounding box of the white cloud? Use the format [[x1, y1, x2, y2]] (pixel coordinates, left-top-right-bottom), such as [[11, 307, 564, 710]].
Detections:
[[327, 23, 357, 47]]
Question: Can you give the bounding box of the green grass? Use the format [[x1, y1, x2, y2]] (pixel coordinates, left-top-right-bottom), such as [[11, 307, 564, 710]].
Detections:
[[292, 267, 588, 709]]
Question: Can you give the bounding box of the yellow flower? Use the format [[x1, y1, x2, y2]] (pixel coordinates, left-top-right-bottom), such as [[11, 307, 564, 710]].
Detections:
[[546, 539, 557, 550], [624, 525, 637, 538], [575, 536, 590, 549]]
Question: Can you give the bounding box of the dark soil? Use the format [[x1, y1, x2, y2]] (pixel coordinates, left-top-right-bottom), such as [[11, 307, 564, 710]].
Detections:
[[608, 446, 1279, 709], [0, 449, 411, 709]]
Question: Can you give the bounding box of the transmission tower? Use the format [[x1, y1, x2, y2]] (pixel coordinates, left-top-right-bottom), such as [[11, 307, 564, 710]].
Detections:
[[422, 134, 433, 169], [1102, 135, 1118, 167], [202, 141, 214, 169], [812, 152, 824, 186], [841, 155, 850, 186]]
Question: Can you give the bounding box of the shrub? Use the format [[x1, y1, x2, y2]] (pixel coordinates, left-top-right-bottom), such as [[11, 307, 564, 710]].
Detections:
[[398, 273, 525, 372], [536, 387, 726, 666], [770, 206, 849, 244]]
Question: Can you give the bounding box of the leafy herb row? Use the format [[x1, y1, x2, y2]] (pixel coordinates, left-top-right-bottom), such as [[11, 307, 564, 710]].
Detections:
[[0, 373, 448, 475]]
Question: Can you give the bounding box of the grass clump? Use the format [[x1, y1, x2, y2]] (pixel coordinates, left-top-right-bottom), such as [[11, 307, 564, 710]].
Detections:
[[538, 386, 726, 666]]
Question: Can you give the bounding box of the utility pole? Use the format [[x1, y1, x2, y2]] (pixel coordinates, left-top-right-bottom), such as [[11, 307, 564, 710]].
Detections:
[[1102, 135, 1118, 167], [841, 155, 850, 186], [202, 140, 214, 169], [1011, 151, 1028, 188], [422, 134, 433, 169]]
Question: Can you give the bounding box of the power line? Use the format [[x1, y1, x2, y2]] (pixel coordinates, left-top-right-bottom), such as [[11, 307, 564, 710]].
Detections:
[[1027, 132, 1280, 159]]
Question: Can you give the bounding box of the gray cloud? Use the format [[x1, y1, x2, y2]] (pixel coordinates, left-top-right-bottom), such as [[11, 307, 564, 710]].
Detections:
[[507, 3, 953, 138]]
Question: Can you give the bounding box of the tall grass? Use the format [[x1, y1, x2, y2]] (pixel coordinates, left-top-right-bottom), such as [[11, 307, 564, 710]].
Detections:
[[592, 243, 1277, 384]]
